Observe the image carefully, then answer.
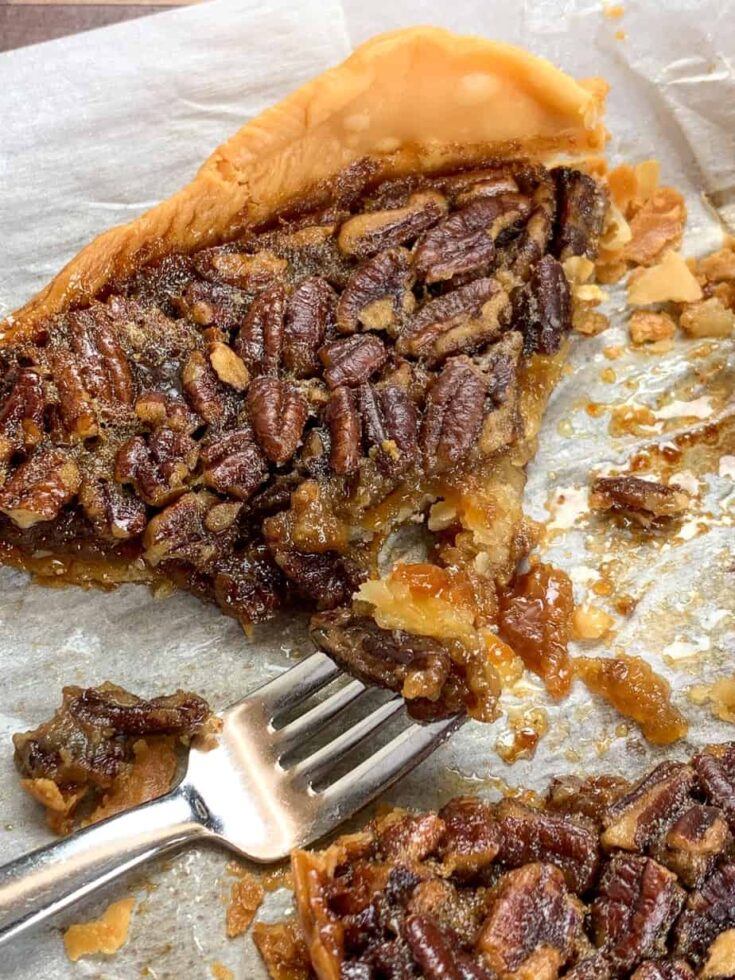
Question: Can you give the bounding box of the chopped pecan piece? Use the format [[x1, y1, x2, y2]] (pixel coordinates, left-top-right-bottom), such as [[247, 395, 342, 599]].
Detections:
[[338, 191, 448, 258], [590, 476, 689, 528], [319, 334, 388, 389], [310, 608, 452, 704], [79, 476, 147, 541], [547, 774, 629, 827], [600, 761, 695, 852], [283, 277, 335, 377], [477, 863, 582, 978], [0, 367, 46, 467], [673, 862, 735, 967], [134, 391, 199, 433], [193, 246, 287, 291], [513, 253, 572, 355], [143, 491, 241, 569], [200, 428, 269, 502], [397, 277, 508, 363], [438, 798, 500, 876], [181, 351, 237, 427], [414, 194, 531, 284], [247, 376, 308, 465], [551, 167, 608, 259], [477, 331, 523, 455], [654, 804, 731, 889], [565, 954, 614, 979], [494, 799, 599, 894], [336, 247, 415, 334], [115, 428, 198, 507], [375, 812, 445, 863], [421, 356, 487, 473], [0, 449, 80, 529], [631, 961, 694, 980], [207, 341, 249, 391], [592, 854, 684, 971], [233, 282, 287, 375], [403, 914, 492, 980], [694, 744, 735, 828]]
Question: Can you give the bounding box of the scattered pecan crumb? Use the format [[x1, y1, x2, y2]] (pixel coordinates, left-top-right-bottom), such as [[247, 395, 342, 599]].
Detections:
[[628, 310, 677, 345], [679, 297, 735, 338], [63, 897, 135, 962], [226, 870, 264, 938]]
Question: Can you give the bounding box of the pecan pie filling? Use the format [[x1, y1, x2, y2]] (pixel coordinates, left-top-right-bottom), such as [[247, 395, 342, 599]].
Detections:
[[0, 159, 607, 716]]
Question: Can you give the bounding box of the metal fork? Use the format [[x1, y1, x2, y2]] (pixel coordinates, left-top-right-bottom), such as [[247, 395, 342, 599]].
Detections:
[[0, 652, 462, 946]]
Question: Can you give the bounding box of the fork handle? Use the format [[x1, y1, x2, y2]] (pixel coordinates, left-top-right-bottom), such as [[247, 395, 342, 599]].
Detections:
[[0, 783, 211, 947]]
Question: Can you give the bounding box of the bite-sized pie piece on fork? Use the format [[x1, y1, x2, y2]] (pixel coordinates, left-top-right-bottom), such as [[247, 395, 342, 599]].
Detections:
[[0, 28, 609, 719]]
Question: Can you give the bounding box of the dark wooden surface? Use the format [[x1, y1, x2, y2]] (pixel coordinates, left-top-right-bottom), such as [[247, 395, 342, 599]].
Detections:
[[0, 1, 186, 53]]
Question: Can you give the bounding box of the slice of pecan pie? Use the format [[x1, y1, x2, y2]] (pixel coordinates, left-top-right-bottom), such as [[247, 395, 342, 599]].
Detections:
[[0, 29, 608, 718]]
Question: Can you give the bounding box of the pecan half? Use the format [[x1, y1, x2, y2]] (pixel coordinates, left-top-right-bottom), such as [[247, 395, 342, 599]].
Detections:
[[115, 428, 198, 507], [49, 348, 98, 440], [477, 331, 523, 455], [337, 191, 448, 258], [193, 246, 287, 291], [319, 335, 388, 389], [181, 351, 237, 427], [359, 383, 418, 475], [397, 277, 508, 363], [200, 428, 269, 502], [0, 367, 46, 467], [551, 167, 608, 260], [247, 376, 308, 465], [477, 863, 583, 978], [79, 475, 147, 541], [654, 804, 731, 889], [68, 685, 210, 737], [592, 854, 684, 971], [325, 386, 361, 476], [600, 761, 695, 852], [283, 277, 335, 377], [590, 476, 689, 528], [513, 253, 572, 355], [143, 491, 241, 569], [414, 194, 531, 284], [494, 799, 599, 894], [233, 282, 287, 376], [376, 812, 445, 863], [0, 449, 80, 529], [66, 307, 135, 407], [511, 172, 556, 278], [673, 862, 735, 967], [211, 548, 284, 624], [403, 914, 492, 980], [421, 357, 487, 474], [336, 247, 415, 334]]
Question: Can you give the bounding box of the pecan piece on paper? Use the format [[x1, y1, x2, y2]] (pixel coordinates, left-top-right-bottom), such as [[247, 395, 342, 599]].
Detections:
[[247, 376, 308, 466], [590, 476, 689, 528], [336, 247, 415, 334]]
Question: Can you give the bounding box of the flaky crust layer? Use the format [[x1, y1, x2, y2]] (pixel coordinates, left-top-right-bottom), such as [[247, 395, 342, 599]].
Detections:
[[2, 26, 607, 339]]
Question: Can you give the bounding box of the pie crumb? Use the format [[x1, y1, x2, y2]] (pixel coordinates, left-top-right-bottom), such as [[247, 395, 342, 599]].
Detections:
[[226, 870, 264, 938], [211, 962, 234, 980], [679, 297, 735, 338], [63, 897, 135, 962], [628, 250, 703, 305], [628, 309, 677, 345]]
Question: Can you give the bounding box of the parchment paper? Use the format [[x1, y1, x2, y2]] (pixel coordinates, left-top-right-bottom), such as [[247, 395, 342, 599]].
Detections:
[[1, 1, 734, 977]]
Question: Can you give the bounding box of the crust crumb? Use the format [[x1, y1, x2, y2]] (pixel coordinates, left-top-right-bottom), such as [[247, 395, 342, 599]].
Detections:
[[85, 737, 178, 826], [63, 897, 135, 962], [226, 870, 264, 938], [571, 604, 614, 640], [628, 250, 703, 305], [211, 962, 234, 980], [679, 297, 735, 338], [628, 309, 676, 345], [253, 920, 311, 980]]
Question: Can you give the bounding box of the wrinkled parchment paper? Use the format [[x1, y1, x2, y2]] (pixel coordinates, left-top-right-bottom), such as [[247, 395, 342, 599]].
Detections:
[[1, 1, 734, 976]]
